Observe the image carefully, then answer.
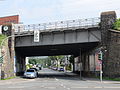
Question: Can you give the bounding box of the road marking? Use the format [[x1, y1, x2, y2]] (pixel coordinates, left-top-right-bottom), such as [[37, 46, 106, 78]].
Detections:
[[94, 87, 103, 88], [104, 87, 120, 88], [8, 86, 24, 88], [44, 87, 56, 89], [60, 84, 64, 86], [71, 87, 89, 88], [55, 78, 59, 81], [67, 88, 71, 90], [71, 86, 120, 88]]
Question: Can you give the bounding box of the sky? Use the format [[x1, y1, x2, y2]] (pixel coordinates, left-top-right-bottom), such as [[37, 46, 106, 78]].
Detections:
[[0, 0, 120, 24]]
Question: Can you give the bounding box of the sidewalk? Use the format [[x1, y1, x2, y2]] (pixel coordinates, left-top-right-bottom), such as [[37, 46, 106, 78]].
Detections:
[[64, 71, 120, 84], [0, 77, 35, 85], [64, 71, 78, 76], [82, 77, 120, 84]]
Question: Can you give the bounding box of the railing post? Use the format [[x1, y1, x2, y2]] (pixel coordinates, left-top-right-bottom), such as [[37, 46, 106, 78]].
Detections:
[[44, 23, 46, 30], [79, 19, 81, 28], [55, 22, 57, 29], [67, 21, 69, 29], [33, 24, 35, 31]]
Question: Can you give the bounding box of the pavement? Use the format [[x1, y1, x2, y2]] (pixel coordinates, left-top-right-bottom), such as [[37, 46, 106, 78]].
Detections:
[[0, 68, 120, 90]]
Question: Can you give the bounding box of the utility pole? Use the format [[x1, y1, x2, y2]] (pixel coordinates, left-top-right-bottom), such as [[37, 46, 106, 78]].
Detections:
[[98, 51, 103, 82], [100, 63, 103, 82], [79, 49, 82, 80]]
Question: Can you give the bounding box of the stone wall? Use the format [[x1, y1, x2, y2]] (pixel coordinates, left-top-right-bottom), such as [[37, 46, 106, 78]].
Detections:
[[100, 11, 120, 78], [1, 40, 14, 79], [104, 30, 120, 78], [0, 24, 15, 79]]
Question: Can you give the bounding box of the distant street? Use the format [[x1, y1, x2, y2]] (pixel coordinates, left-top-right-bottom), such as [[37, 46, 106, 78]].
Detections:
[[0, 68, 120, 90]]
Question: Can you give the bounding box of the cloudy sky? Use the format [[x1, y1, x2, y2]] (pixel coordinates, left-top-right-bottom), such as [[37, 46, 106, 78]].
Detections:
[[0, 0, 120, 24]]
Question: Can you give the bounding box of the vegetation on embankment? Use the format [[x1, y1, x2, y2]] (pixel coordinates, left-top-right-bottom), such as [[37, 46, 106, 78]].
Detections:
[[0, 34, 7, 45], [1, 76, 16, 80], [113, 18, 120, 31]]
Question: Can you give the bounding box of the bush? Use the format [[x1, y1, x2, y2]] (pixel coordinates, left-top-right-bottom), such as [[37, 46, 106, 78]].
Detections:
[[113, 18, 120, 30]]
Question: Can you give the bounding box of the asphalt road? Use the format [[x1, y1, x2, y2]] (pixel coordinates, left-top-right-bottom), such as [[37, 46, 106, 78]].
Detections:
[[0, 68, 120, 90]]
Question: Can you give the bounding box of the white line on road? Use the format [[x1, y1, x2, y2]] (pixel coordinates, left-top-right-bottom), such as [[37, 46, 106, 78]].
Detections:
[[104, 87, 120, 88], [71, 86, 120, 88], [44, 87, 56, 89], [55, 78, 59, 81]]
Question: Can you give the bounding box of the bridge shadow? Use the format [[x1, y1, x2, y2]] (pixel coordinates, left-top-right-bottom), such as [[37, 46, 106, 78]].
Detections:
[[37, 71, 82, 81]]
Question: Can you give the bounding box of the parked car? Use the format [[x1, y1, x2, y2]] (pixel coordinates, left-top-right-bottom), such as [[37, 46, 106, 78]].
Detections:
[[36, 64, 42, 70], [24, 69, 37, 78], [58, 67, 64, 71], [52, 67, 57, 70], [29, 68, 39, 76]]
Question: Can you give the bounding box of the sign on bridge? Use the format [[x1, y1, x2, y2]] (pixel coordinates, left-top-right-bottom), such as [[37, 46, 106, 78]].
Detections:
[[34, 30, 39, 42]]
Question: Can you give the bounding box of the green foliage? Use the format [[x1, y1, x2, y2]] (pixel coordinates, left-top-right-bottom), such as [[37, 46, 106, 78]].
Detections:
[[103, 77, 120, 81], [26, 64, 32, 70], [48, 56, 64, 61], [0, 34, 7, 44], [113, 18, 120, 30], [48, 56, 65, 67], [66, 64, 71, 71], [28, 57, 51, 68], [1, 76, 16, 80], [29, 59, 37, 65], [69, 55, 74, 64]]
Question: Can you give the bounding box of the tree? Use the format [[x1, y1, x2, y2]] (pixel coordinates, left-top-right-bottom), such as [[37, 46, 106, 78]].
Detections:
[[113, 18, 120, 31], [29, 59, 37, 65], [48, 56, 65, 68], [69, 55, 74, 64]]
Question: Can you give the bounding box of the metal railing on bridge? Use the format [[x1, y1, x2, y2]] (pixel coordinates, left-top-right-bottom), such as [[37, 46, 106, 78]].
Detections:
[[14, 17, 100, 33]]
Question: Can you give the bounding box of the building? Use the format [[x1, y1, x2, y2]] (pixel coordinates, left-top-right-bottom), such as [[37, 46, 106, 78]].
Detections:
[[0, 15, 19, 25]]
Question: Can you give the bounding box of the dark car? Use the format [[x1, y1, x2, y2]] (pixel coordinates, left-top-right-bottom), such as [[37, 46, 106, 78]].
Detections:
[[30, 68, 39, 72], [58, 67, 64, 71]]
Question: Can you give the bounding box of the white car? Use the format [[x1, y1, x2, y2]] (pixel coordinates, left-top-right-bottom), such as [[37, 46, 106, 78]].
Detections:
[[24, 69, 37, 78]]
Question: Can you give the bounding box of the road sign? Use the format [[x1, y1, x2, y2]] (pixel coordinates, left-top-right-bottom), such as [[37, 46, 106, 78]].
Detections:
[[34, 30, 39, 42]]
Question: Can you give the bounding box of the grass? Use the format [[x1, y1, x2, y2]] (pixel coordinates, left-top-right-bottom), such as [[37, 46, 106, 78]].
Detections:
[[103, 77, 120, 81], [1, 76, 16, 80], [95, 76, 120, 81]]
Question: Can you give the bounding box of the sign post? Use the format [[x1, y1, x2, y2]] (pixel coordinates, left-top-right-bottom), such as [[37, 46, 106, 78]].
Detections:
[[79, 63, 82, 80], [100, 62, 103, 82], [98, 51, 103, 82]]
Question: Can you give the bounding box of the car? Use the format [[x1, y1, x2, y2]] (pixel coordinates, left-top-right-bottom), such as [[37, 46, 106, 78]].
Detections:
[[52, 67, 57, 70], [36, 64, 42, 70], [58, 67, 64, 71], [29, 68, 39, 76], [24, 69, 37, 78], [30, 67, 39, 72]]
